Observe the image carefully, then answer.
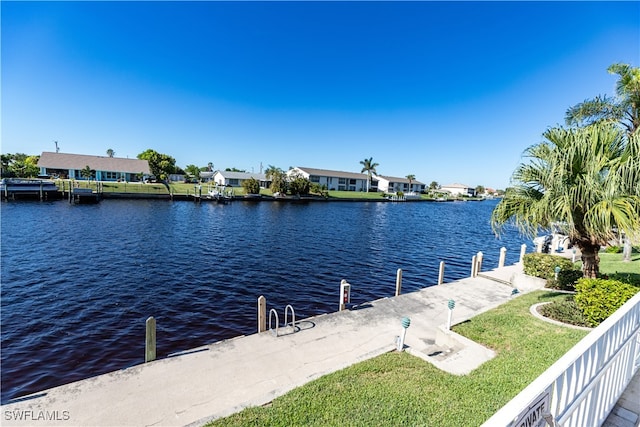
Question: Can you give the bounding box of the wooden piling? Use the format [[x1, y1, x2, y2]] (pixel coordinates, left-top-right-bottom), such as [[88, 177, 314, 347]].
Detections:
[[258, 295, 266, 333], [476, 251, 484, 275], [395, 268, 402, 297], [145, 316, 156, 363], [498, 247, 507, 268], [471, 255, 477, 277], [520, 244, 527, 262], [438, 261, 445, 285]]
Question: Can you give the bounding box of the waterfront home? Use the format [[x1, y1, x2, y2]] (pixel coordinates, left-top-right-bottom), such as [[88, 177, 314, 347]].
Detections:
[[440, 183, 476, 197], [374, 174, 425, 194], [212, 170, 270, 188], [288, 167, 374, 192], [37, 152, 151, 182]]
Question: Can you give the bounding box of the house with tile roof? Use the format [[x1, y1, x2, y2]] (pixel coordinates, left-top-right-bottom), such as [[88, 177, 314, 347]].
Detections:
[[373, 175, 425, 194], [212, 170, 270, 188], [37, 152, 150, 181], [440, 183, 476, 197], [288, 167, 375, 192]]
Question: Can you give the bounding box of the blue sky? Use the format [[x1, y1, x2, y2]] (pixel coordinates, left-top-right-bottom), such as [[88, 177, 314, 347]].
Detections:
[[2, 1, 639, 189]]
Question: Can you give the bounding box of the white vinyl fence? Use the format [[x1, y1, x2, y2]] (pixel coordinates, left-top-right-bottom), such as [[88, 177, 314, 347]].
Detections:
[[483, 291, 640, 427]]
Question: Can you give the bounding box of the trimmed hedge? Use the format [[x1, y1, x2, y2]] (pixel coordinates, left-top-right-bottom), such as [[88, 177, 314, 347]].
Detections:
[[523, 253, 577, 281], [574, 278, 640, 327]]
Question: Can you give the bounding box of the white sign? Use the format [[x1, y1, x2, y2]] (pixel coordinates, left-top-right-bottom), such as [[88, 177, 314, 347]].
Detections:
[[511, 387, 552, 427]]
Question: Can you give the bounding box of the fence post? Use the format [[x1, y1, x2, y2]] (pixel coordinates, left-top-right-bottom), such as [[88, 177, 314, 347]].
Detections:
[[395, 268, 402, 297], [520, 244, 527, 262], [258, 295, 266, 333], [498, 247, 507, 268], [145, 316, 156, 363], [438, 261, 445, 285]]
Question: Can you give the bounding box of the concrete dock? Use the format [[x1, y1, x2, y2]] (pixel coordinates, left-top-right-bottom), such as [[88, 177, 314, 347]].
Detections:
[[2, 263, 637, 426]]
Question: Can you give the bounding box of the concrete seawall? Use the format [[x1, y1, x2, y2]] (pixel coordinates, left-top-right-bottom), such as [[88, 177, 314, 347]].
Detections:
[[2, 264, 540, 427]]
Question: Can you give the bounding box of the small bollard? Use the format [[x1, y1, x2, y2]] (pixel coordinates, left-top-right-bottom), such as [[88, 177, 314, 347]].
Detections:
[[572, 248, 577, 263], [396, 317, 411, 351], [438, 261, 445, 285], [395, 268, 403, 297], [145, 316, 156, 363], [554, 266, 561, 280], [446, 299, 455, 330]]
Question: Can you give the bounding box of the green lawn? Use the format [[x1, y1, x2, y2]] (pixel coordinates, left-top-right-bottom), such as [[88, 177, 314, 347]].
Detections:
[[208, 291, 587, 426], [598, 250, 640, 275]]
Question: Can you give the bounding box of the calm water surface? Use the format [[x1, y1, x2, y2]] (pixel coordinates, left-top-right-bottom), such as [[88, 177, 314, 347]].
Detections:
[[1, 199, 527, 403]]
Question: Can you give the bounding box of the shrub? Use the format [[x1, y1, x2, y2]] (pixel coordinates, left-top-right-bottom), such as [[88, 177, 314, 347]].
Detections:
[[538, 296, 590, 327], [607, 273, 640, 287], [241, 177, 260, 195], [604, 245, 622, 253], [523, 253, 576, 280], [546, 269, 584, 291], [574, 278, 640, 327]]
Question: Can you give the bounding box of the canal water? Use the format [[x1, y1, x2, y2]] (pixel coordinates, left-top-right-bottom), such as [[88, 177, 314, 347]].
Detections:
[[1, 198, 527, 403]]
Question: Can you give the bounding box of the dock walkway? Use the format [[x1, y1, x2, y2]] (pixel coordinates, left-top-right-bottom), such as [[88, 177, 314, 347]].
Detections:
[[2, 263, 637, 426]]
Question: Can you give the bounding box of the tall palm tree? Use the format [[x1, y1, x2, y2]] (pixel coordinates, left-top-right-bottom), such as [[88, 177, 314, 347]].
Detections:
[[492, 123, 640, 278], [360, 157, 379, 192], [406, 174, 415, 192], [106, 149, 115, 158], [566, 63, 640, 260], [566, 63, 639, 135]]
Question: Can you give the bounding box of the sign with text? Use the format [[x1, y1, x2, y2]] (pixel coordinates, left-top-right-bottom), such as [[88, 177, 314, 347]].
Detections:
[[510, 386, 552, 427]]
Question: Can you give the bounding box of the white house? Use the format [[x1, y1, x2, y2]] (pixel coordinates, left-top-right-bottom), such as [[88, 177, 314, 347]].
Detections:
[[212, 171, 270, 188], [37, 152, 151, 182], [288, 167, 374, 192], [374, 175, 425, 194], [440, 183, 476, 197]]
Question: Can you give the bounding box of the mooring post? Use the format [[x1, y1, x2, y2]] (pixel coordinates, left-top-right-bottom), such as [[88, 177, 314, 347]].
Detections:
[[395, 268, 402, 297], [145, 316, 156, 363], [471, 255, 477, 277], [520, 244, 527, 262], [476, 251, 484, 275], [498, 247, 507, 268], [438, 261, 445, 285], [257, 295, 266, 333], [339, 279, 351, 311]]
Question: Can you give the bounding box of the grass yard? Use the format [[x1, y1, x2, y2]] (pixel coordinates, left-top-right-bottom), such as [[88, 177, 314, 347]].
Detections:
[[208, 291, 587, 426], [598, 250, 640, 276]]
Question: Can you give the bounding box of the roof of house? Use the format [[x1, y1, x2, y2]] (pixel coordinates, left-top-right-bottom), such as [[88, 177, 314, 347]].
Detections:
[[293, 167, 368, 180], [38, 152, 151, 174], [440, 183, 471, 189], [215, 171, 268, 181], [375, 175, 425, 185]]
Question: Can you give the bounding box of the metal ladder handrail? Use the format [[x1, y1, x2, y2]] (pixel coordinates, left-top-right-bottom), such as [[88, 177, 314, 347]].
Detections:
[[268, 308, 279, 336], [284, 304, 296, 332]]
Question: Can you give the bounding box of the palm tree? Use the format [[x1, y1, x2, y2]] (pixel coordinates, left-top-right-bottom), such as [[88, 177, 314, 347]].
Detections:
[[566, 63, 640, 260], [492, 123, 640, 278], [106, 149, 115, 158], [406, 174, 415, 192], [360, 157, 379, 192], [566, 63, 639, 135]]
